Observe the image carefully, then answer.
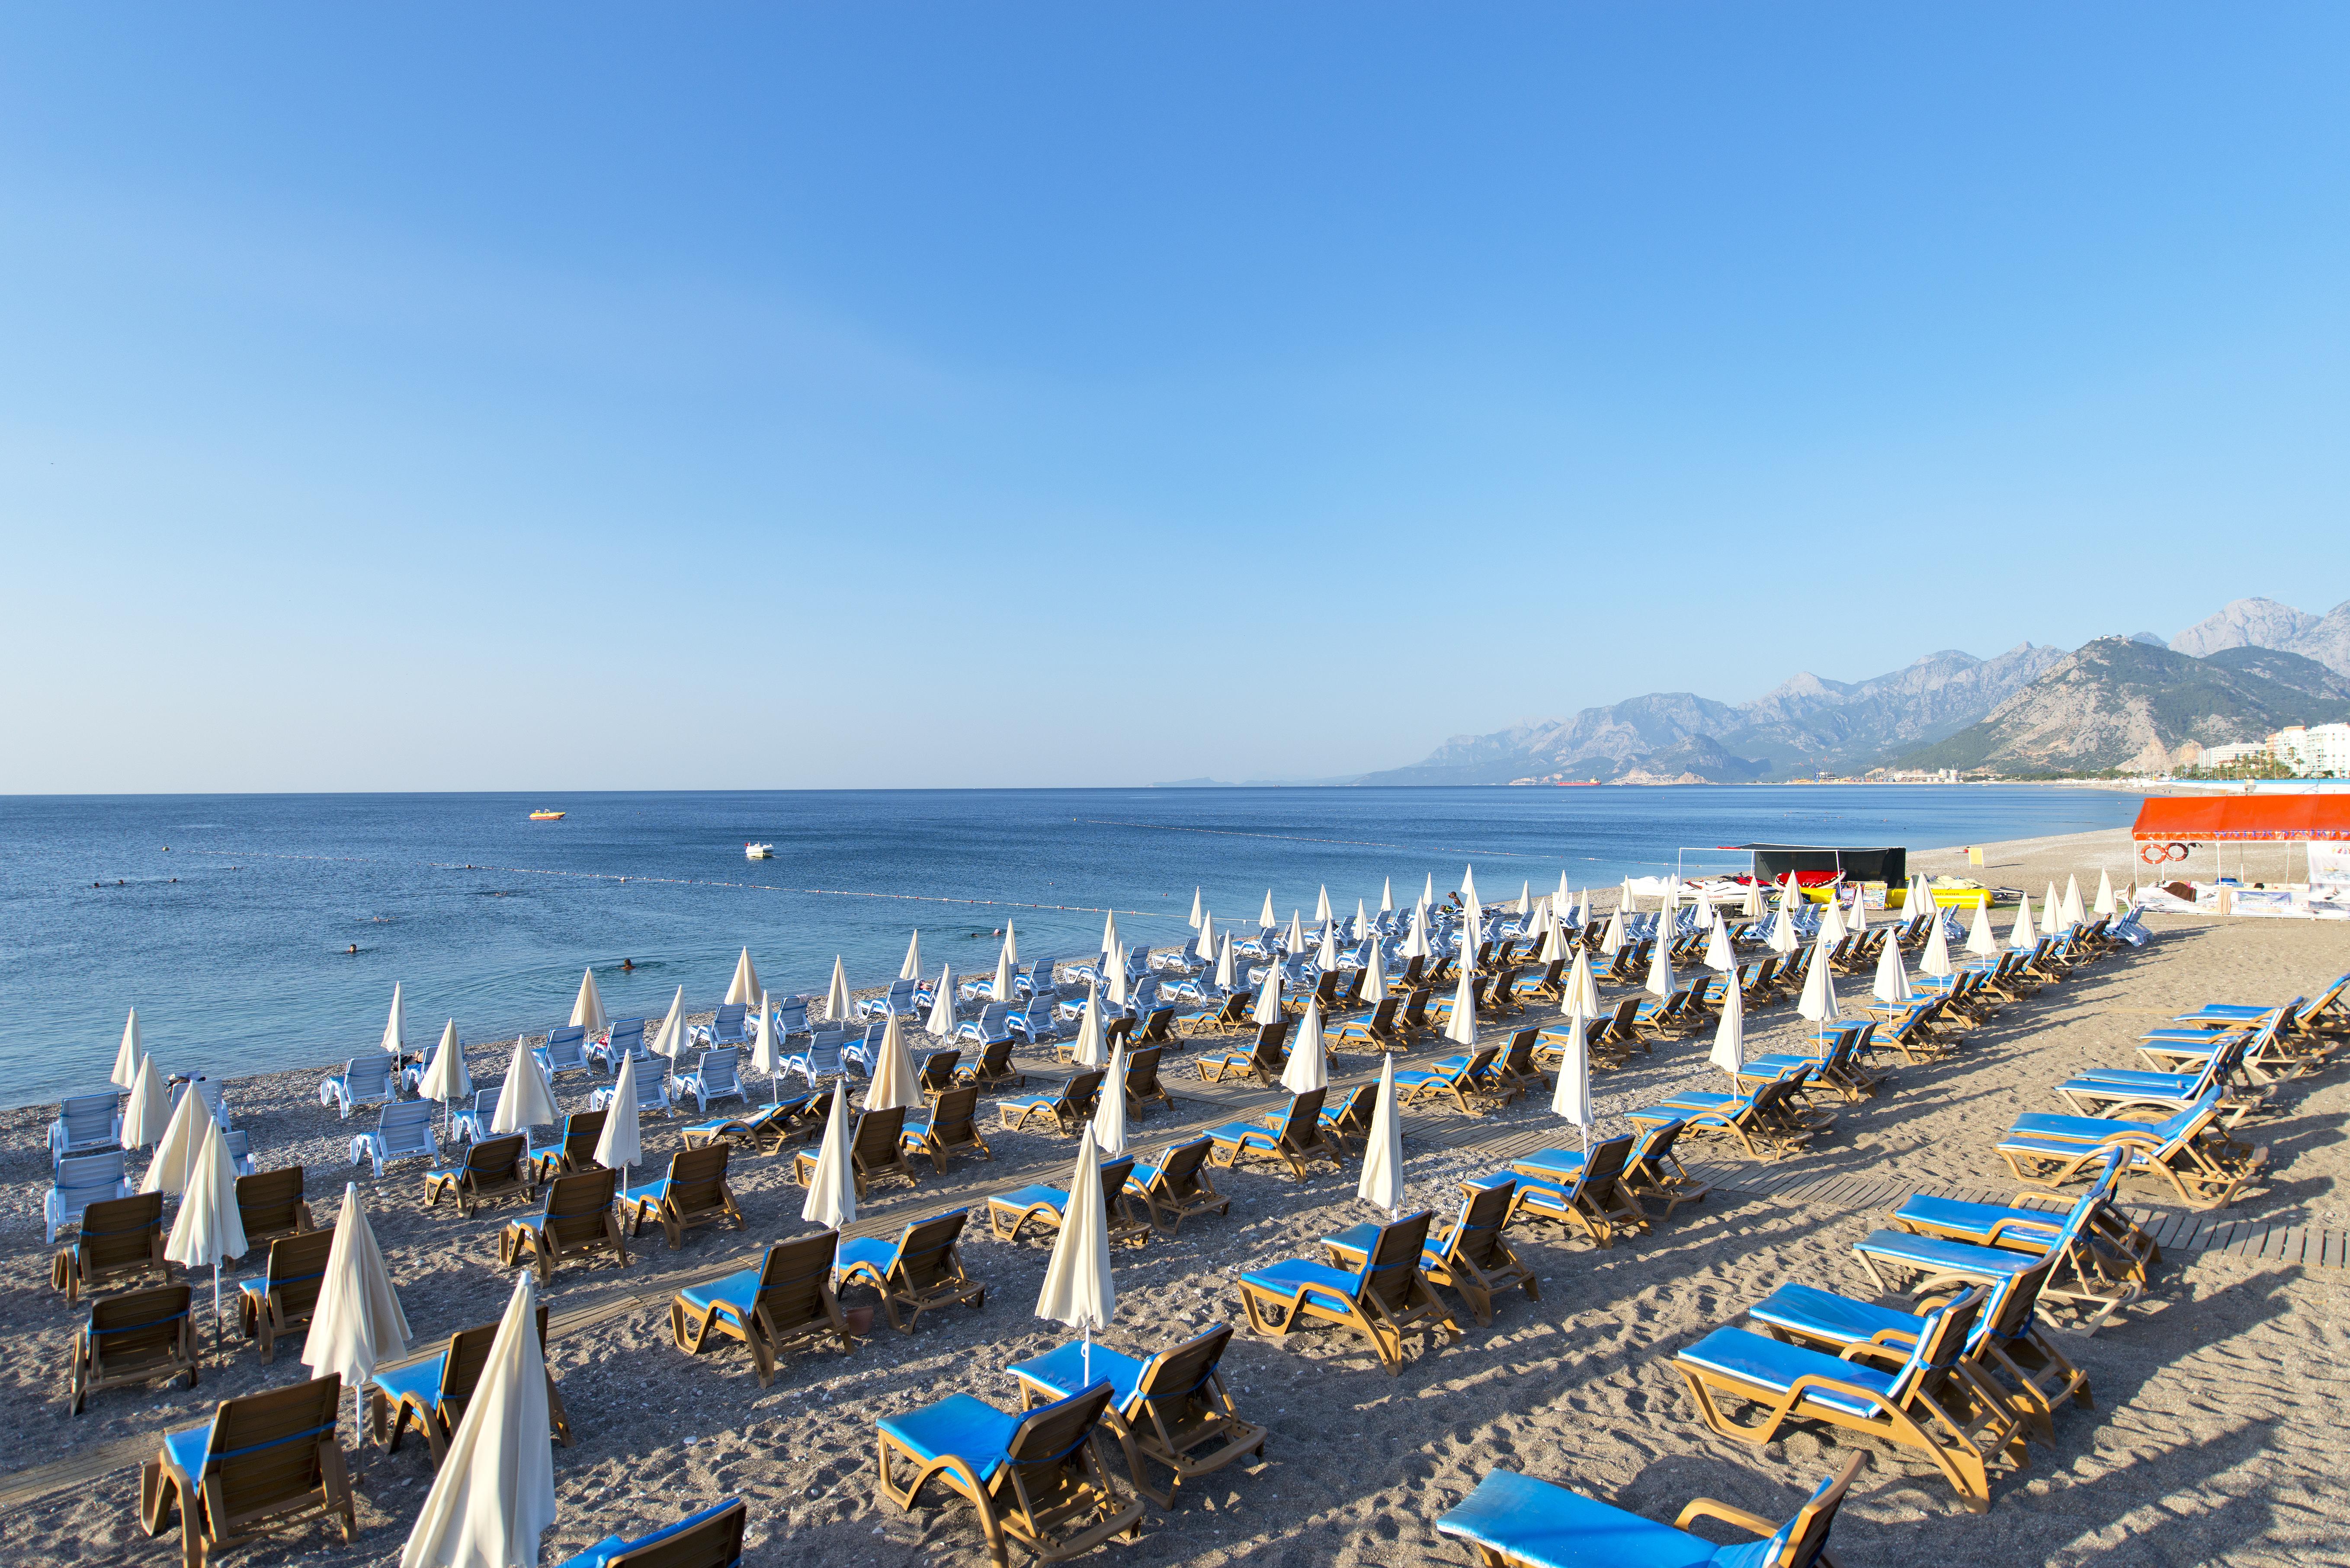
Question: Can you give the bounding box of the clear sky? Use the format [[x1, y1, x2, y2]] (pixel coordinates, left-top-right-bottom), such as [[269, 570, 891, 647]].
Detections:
[[5, 5, 2347, 790]]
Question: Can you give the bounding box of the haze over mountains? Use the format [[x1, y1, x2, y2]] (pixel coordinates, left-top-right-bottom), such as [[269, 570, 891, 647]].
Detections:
[[1332, 596, 2350, 785]]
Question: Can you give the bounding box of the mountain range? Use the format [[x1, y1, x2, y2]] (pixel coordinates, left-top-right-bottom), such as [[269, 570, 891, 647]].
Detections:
[[1341, 595, 2350, 785]]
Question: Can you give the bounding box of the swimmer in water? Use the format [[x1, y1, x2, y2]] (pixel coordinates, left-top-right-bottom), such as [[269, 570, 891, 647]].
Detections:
[[620, 957, 636, 971], [347, 944, 359, 954]]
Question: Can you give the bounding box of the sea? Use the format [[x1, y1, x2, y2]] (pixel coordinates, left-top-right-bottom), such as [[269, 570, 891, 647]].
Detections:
[[0, 787, 2143, 1108]]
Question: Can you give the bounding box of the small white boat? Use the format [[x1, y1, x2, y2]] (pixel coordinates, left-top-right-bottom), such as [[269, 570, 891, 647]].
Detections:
[[744, 842, 773, 860]]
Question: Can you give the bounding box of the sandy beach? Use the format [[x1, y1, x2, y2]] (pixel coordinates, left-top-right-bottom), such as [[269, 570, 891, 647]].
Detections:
[[6, 824, 2346, 1567]]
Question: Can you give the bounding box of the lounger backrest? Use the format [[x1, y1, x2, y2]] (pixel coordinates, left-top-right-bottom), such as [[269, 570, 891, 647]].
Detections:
[[918, 1050, 961, 1091], [981, 1038, 1015, 1077], [557, 1110, 608, 1167], [609, 1021, 648, 1055], [235, 1168, 306, 1238], [541, 1168, 621, 1242], [2154, 1090, 2226, 1153], [1889, 1285, 1988, 1404], [1251, 1023, 1289, 1070], [598, 1498, 749, 1568], [713, 1003, 747, 1034], [853, 1105, 909, 1165], [90, 1282, 191, 1361], [1095, 1157, 1136, 1209], [1125, 1046, 1162, 1094], [976, 1004, 1011, 1039], [929, 1085, 980, 1138], [665, 1143, 731, 1206], [892, 1209, 972, 1291], [1629, 1117, 1687, 1172], [470, 1133, 527, 1179], [697, 1047, 742, 1090], [1132, 1322, 1236, 1422], [264, 1228, 339, 1316], [379, 1101, 436, 1155], [1003, 1378, 1118, 1485], [1462, 1046, 1499, 1084], [77, 1190, 164, 1272], [56, 1149, 130, 1208], [471, 1086, 502, 1119], [349, 1056, 394, 1096], [1501, 1030, 1537, 1077], [1154, 1138, 1211, 1197], [57, 1091, 119, 1141], [753, 1230, 840, 1331], [1359, 1210, 1438, 1312], [1576, 1133, 1635, 1194], [198, 1372, 344, 1515], [438, 1303, 553, 1417], [1760, 1453, 1868, 1568], [1279, 1088, 1328, 1146], [1440, 1180, 1516, 1271], [1064, 1070, 1105, 1117]]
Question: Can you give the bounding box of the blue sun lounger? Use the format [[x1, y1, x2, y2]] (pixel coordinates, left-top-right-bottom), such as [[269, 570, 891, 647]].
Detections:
[[553, 1499, 746, 1568], [1435, 1454, 1867, 1568]]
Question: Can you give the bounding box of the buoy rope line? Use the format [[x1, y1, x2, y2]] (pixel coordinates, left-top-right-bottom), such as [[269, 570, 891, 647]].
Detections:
[[1070, 818, 1685, 869]]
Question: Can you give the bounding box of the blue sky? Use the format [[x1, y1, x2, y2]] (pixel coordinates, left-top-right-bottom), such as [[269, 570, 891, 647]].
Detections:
[[5, 5, 2347, 790]]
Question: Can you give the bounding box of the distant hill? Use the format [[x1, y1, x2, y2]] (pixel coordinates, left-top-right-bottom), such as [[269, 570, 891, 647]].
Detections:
[[2169, 595, 2350, 677], [1889, 637, 2350, 775]]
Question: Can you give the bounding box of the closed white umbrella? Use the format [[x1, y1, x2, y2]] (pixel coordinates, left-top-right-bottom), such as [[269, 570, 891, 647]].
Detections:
[[1072, 982, 1108, 1069], [1361, 941, 1390, 1003], [650, 987, 687, 1061], [750, 990, 782, 1101], [1600, 907, 1625, 957], [1620, 876, 1637, 913], [900, 930, 924, 983], [1767, 880, 1800, 955], [1795, 932, 1840, 1023], [1100, 909, 1120, 967], [492, 1037, 559, 1135], [1552, 1001, 1595, 1152], [123, 1054, 171, 1149], [568, 969, 607, 1035], [1515, 881, 1531, 916], [2010, 894, 2039, 950], [926, 964, 956, 1038], [1282, 997, 1327, 1094], [382, 982, 407, 1061], [304, 1182, 411, 1436], [1105, 942, 1130, 1009], [2093, 868, 2117, 917], [166, 1115, 247, 1347], [1565, 947, 1600, 1018], [594, 1053, 643, 1178], [1422, 871, 1436, 908], [865, 1011, 920, 1113], [2041, 881, 2061, 931], [824, 956, 853, 1022], [1036, 1125, 1117, 1385], [1315, 885, 1333, 925], [1187, 888, 1202, 930], [1317, 924, 1339, 972], [1090, 1043, 1129, 1158], [1555, 870, 1572, 912], [1284, 910, 1306, 954], [1818, 894, 1847, 944], [1965, 899, 1997, 957], [1193, 909, 1217, 963], [1644, 921, 1676, 998], [1357, 1055, 1403, 1221], [1919, 909, 1955, 979], [1252, 965, 1284, 1027], [1214, 934, 1237, 992], [399, 1271, 558, 1568], [1354, 898, 1371, 941], [1708, 979, 1745, 1079], [1740, 882, 1760, 919], [169, 1114, 249, 1354], [2061, 875, 2087, 931], [1703, 916, 1736, 972], [1259, 890, 1278, 930], [418, 1022, 472, 1131], [141, 1082, 209, 1195], [1848, 887, 1868, 932], [1461, 863, 1480, 915], [991, 940, 1015, 1005], [1002, 920, 1019, 966], [1459, 894, 1482, 956], [1577, 887, 1594, 927], [1402, 899, 1430, 959], [1382, 877, 1395, 914], [799, 1085, 856, 1230], [1538, 913, 1568, 964], [1873, 930, 1915, 1003], [1443, 963, 1477, 1048], [112, 1009, 143, 1090], [725, 948, 761, 1008]]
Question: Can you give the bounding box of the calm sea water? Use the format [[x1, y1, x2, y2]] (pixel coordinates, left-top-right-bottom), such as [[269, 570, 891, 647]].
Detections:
[[0, 787, 2140, 1107]]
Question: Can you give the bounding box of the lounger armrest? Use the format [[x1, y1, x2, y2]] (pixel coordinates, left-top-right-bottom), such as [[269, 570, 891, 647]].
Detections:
[[1671, 1497, 1777, 1536]]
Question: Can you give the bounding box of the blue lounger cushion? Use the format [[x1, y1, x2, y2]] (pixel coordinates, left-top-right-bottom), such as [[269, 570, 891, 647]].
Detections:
[[2063, 1069, 2200, 1093], [2006, 1110, 2169, 1142], [160, 1424, 211, 1479], [368, 1355, 446, 1407], [555, 1501, 745, 1568], [990, 1184, 1068, 1215], [998, 1094, 1061, 1116], [1238, 1257, 1364, 1313], [2172, 1004, 2269, 1021], [676, 1265, 764, 1326], [1208, 1121, 1279, 1150], [1512, 1148, 1588, 1180], [1673, 1327, 1895, 1420], [1746, 1283, 1930, 1349], [621, 1178, 673, 1210], [1007, 1340, 1149, 1408], [1853, 1229, 2039, 1277], [1890, 1194, 2063, 1242], [875, 1393, 1025, 1486], [1438, 1468, 1796, 1568]]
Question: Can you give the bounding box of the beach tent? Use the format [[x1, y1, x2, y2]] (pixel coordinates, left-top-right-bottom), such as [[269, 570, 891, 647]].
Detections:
[[800, 1085, 855, 1229], [926, 965, 956, 1038], [381, 983, 407, 1059], [399, 1272, 557, 1568], [725, 948, 762, 1008], [1036, 1126, 1117, 1385], [304, 1183, 411, 1435], [900, 931, 923, 984], [1358, 1056, 1403, 1220], [2130, 793, 2350, 884], [112, 1009, 143, 1091], [568, 970, 607, 1036]]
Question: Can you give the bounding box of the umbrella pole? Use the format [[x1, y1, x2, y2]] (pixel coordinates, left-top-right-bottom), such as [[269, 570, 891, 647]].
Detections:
[[1082, 1321, 1091, 1386], [212, 1260, 224, 1357]]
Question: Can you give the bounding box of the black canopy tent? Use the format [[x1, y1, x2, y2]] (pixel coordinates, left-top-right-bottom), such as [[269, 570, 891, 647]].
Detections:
[[1738, 843, 1908, 886]]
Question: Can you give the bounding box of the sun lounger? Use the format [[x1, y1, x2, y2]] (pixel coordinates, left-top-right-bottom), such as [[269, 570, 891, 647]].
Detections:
[[1328, 996, 1402, 1053], [834, 1209, 987, 1334], [954, 1037, 1024, 1091], [1883, 1156, 2153, 1330], [369, 1302, 571, 1465], [1394, 1045, 1505, 1115], [1307, 1084, 1375, 1157], [955, 1003, 1018, 1053], [918, 1048, 963, 1099], [674, 1046, 749, 1115], [587, 1018, 647, 1074], [1196, 1019, 1291, 1085], [783, 1029, 853, 1088], [48, 1091, 122, 1160], [233, 1166, 314, 1248], [1008, 1323, 1267, 1507], [553, 1499, 747, 1568], [1208, 1088, 1338, 1181], [671, 1232, 855, 1388], [1123, 1138, 1228, 1235], [681, 1095, 817, 1155], [587, 1060, 674, 1119], [447, 1085, 504, 1146], [1176, 991, 1255, 1036], [51, 1189, 170, 1303], [1236, 1208, 1460, 1376], [347, 1099, 441, 1181], [987, 1156, 1147, 1246], [46, 1149, 134, 1245], [1629, 1079, 1811, 1162], [500, 1167, 630, 1283], [861, 979, 920, 1021], [538, 1025, 593, 1083], [621, 1144, 746, 1250], [1120, 1046, 1173, 1117], [137, 1375, 356, 1563], [792, 1104, 917, 1196], [319, 1056, 396, 1120], [1323, 1181, 1536, 1327], [875, 1379, 1143, 1568], [526, 1109, 609, 1182], [1434, 1453, 1868, 1568], [237, 1229, 337, 1364], [1994, 1090, 2265, 1210], [1501, 1134, 1647, 1247], [996, 1071, 1104, 1135], [70, 1281, 199, 1415], [1671, 1285, 2021, 1511], [904, 1085, 992, 1175], [423, 1133, 535, 1217]]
